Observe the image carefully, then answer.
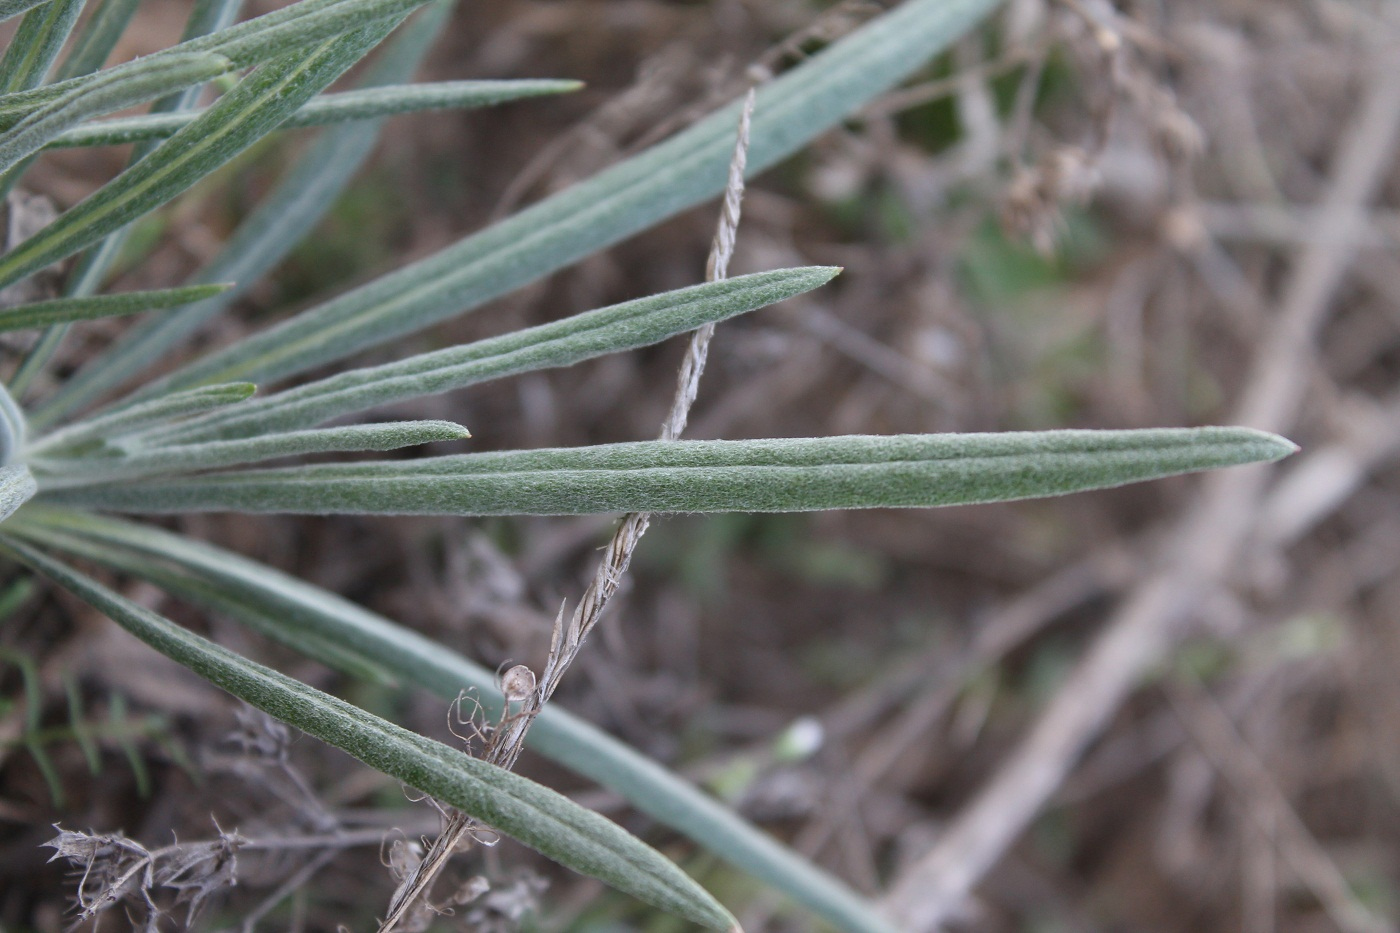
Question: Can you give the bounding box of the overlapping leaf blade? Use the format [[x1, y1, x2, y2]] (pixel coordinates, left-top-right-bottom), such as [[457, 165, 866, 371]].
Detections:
[[0, 52, 235, 174], [29, 384, 255, 457], [31, 0, 454, 426], [132, 267, 840, 445], [6, 504, 897, 933], [0, 18, 407, 293], [102, 0, 1004, 402], [0, 538, 739, 931], [6, 0, 250, 400], [0, 0, 52, 25], [0, 0, 83, 94], [0, 0, 430, 126], [33, 420, 470, 487]]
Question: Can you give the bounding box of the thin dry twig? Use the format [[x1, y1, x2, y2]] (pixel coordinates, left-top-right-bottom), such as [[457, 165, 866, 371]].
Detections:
[[376, 90, 757, 933], [878, 47, 1400, 933]]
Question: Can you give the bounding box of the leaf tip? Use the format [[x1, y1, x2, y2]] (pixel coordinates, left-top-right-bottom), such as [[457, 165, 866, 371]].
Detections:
[[1240, 428, 1300, 462], [791, 265, 841, 289]]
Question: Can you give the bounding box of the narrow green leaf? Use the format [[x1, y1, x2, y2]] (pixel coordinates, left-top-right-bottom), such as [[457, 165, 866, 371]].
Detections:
[[0, 284, 229, 332], [112, 0, 1004, 400], [0, 0, 430, 126], [0, 383, 26, 465], [0, 0, 84, 93], [55, 0, 143, 80], [43, 428, 1298, 516], [0, 538, 739, 931], [0, 0, 145, 196], [0, 20, 405, 293], [23, 736, 65, 805], [147, 267, 840, 444], [6, 0, 249, 399], [7, 504, 897, 933], [27, 383, 255, 456], [0, 464, 36, 522], [0, 52, 235, 174], [110, 694, 151, 796], [0, 575, 35, 620], [34, 420, 469, 487], [6, 522, 398, 684], [163, 0, 423, 75], [0, 0, 52, 24], [64, 676, 100, 773], [31, 0, 454, 426], [49, 78, 581, 148]]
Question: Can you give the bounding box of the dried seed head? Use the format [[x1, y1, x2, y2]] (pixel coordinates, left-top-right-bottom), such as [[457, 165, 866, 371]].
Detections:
[[451, 875, 490, 906], [1153, 104, 1205, 163], [386, 837, 424, 880], [500, 665, 536, 704], [43, 827, 104, 864]]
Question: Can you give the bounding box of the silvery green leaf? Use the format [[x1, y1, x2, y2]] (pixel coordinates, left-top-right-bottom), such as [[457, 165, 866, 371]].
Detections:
[[33, 420, 470, 488], [145, 267, 840, 444], [0, 0, 52, 24], [41, 428, 1298, 516], [0, 538, 740, 932], [0, 52, 235, 174], [114, 0, 1005, 397], [0, 0, 84, 94], [4, 521, 398, 683], [0, 20, 408, 294], [54, 0, 143, 81], [0, 381, 26, 465], [0, 464, 35, 522], [0, 284, 228, 332], [28, 383, 255, 457], [0, 0, 431, 126], [6, 0, 248, 401], [49, 78, 581, 148], [31, 0, 453, 427], [7, 504, 894, 933]]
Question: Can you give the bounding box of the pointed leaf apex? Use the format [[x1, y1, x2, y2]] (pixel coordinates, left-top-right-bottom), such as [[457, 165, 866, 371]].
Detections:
[[1237, 428, 1299, 461]]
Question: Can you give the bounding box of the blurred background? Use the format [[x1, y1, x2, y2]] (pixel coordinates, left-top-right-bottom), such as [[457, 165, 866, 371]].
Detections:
[[4, 0, 1400, 930]]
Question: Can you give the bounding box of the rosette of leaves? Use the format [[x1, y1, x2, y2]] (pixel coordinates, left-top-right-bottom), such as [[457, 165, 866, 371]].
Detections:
[[0, 0, 1296, 930]]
